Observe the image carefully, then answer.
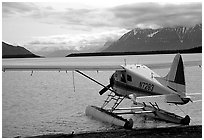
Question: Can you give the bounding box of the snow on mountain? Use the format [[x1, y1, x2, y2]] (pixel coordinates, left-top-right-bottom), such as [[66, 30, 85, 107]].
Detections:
[[103, 24, 202, 52], [147, 30, 159, 38]]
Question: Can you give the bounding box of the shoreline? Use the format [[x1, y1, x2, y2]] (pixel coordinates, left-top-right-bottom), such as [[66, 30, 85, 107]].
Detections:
[[28, 125, 202, 138], [66, 47, 201, 57]]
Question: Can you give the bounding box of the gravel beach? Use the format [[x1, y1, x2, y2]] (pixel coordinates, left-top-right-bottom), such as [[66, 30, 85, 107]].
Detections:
[[28, 125, 202, 138]]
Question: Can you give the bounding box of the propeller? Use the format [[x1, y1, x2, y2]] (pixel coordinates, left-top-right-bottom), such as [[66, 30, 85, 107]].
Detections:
[[99, 74, 114, 95], [75, 70, 116, 96]]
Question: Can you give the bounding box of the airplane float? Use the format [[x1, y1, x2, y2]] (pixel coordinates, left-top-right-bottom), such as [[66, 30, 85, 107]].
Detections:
[[2, 53, 201, 129]]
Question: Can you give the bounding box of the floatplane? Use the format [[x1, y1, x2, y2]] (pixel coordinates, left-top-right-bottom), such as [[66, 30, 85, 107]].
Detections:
[[2, 54, 201, 129]]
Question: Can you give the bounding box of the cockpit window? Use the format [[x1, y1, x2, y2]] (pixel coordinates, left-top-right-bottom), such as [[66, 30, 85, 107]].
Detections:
[[127, 75, 132, 82], [121, 74, 126, 83]]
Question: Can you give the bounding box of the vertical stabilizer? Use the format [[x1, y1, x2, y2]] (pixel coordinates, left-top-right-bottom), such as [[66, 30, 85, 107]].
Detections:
[[164, 53, 186, 96]]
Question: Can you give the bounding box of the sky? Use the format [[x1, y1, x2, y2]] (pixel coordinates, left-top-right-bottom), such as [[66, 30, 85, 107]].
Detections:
[[2, 0, 202, 55]]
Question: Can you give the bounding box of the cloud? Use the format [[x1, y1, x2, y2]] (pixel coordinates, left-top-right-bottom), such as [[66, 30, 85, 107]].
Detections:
[[24, 29, 128, 52], [43, 8, 116, 31], [3, 2, 201, 29], [3, 2, 202, 54], [2, 2, 113, 28], [2, 2, 39, 17], [109, 2, 202, 28]]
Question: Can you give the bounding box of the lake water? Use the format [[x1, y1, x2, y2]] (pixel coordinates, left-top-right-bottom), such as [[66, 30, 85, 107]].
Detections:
[[2, 54, 202, 137]]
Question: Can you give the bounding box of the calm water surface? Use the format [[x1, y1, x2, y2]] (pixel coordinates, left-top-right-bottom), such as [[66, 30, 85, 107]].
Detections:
[[2, 54, 202, 137]]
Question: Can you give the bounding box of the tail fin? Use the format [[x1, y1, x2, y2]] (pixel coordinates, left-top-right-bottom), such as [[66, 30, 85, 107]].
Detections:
[[164, 53, 186, 96]]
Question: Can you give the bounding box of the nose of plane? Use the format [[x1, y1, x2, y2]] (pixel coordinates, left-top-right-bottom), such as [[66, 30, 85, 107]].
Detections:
[[99, 74, 115, 95], [110, 74, 115, 86]]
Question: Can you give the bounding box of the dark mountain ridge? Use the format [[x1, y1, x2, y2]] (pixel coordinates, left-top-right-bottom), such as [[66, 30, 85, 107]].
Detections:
[[2, 42, 41, 58], [67, 46, 201, 57]]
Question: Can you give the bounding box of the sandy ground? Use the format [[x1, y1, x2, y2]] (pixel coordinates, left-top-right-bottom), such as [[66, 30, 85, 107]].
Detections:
[[27, 125, 201, 138]]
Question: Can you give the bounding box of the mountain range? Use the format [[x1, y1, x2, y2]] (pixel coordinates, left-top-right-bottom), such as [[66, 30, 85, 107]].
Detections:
[[102, 24, 202, 52], [2, 42, 41, 58], [2, 24, 202, 58]]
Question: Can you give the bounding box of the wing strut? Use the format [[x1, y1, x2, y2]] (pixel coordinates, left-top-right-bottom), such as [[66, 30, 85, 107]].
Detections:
[[75, 70, 117, 95]]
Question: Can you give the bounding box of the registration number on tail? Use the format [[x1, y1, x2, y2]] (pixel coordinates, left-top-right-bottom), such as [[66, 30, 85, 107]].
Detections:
[[139, 82, 154, 92]]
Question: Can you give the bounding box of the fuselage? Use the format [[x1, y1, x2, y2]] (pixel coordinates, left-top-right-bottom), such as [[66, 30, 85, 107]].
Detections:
[[111, 64, 180, 98]]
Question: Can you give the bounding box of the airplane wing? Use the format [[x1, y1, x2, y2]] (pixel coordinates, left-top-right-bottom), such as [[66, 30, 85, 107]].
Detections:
[[2, 57, 123, 71], [2, 58, 201, 72], [2, 64, 123, 71]]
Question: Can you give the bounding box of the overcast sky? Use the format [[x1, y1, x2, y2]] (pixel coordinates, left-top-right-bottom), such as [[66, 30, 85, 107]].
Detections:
[[2, 0, 202, 53]]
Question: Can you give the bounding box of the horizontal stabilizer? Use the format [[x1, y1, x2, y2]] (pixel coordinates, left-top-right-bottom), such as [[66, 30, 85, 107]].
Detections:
[[165, 94, 191, 105]]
